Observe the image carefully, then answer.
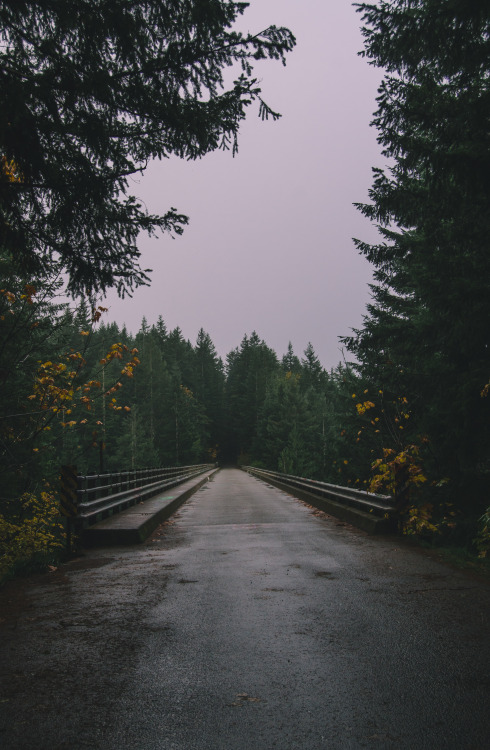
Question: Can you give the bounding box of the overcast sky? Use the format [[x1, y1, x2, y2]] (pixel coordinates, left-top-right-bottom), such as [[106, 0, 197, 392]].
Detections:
[[103, 0, 385, 370]]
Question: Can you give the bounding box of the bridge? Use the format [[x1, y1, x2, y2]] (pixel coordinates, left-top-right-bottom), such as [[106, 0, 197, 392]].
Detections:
[[1, 467, 489, 748], [64, 462, 396, 547]]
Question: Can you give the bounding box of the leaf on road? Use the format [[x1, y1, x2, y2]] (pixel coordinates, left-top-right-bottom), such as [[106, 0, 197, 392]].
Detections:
[[232, 693, 262, 705]]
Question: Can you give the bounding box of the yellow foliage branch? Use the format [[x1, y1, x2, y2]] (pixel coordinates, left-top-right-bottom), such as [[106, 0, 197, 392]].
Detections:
[[0, 490, 65, 579]]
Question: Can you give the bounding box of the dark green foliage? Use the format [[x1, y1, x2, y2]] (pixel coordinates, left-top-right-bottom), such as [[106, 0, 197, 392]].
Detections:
[[256, 372, 323, 477], [223, 332, 279, 463], [281, 342, 302, 375], [301, 342, 325, 391], [194, 329, 225, 456], [96, 318, 215, 469], [224, 339, 343, 481], [343, 0, 490, 512], [0, 286, 228, 507], [0, 1, 295, 295], [0, 264, 71, 507]]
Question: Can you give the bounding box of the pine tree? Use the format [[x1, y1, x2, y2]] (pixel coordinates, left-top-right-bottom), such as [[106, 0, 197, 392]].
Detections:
[[0, 1, 295, 296], [281, 342, 302, 376], [223, 333, 279, 463], [256, 372, 323, 477], [344, 0, 490, 514], [194, 329, 225, 457], [300, 342, 324, 391]]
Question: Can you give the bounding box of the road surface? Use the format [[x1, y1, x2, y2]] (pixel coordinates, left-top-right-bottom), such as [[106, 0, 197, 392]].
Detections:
[[1, 468, 489, 749]]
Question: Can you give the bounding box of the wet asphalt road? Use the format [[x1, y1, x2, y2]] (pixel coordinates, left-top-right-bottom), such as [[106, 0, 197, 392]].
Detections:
[[1, 468, 489, 750]]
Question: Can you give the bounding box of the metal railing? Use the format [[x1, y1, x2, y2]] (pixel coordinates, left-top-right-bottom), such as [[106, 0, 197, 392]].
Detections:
[[242, 466, 395, 521], [76, 464, 215, 526]]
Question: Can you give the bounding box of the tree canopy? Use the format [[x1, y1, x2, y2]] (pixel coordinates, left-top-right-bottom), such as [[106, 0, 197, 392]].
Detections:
[[0, 1, 295, 295], [3, 1, 490, 577], [343, 0, 490, 509]]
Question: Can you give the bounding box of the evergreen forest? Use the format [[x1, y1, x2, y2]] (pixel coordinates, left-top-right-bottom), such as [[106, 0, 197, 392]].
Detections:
[[1, 0, 489, 573], [1, 280, 488, 557]]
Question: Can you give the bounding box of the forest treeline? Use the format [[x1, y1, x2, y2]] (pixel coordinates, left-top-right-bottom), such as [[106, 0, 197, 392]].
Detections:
[[0, 275, 487, 557], [1, 1, 489, 573]]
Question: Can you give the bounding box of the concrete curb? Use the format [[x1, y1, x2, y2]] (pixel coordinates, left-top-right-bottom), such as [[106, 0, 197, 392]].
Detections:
[[82, 468, 219, 546], [252, 474, 393, 534]]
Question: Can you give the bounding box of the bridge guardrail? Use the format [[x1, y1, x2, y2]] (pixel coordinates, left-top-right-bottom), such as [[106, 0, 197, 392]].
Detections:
[[242, 466, 396, 533], [75, 464, 215, 526]]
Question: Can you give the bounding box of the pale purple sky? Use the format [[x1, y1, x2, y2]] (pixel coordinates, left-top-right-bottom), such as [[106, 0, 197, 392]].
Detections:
[[104, 0, 385, 370]]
